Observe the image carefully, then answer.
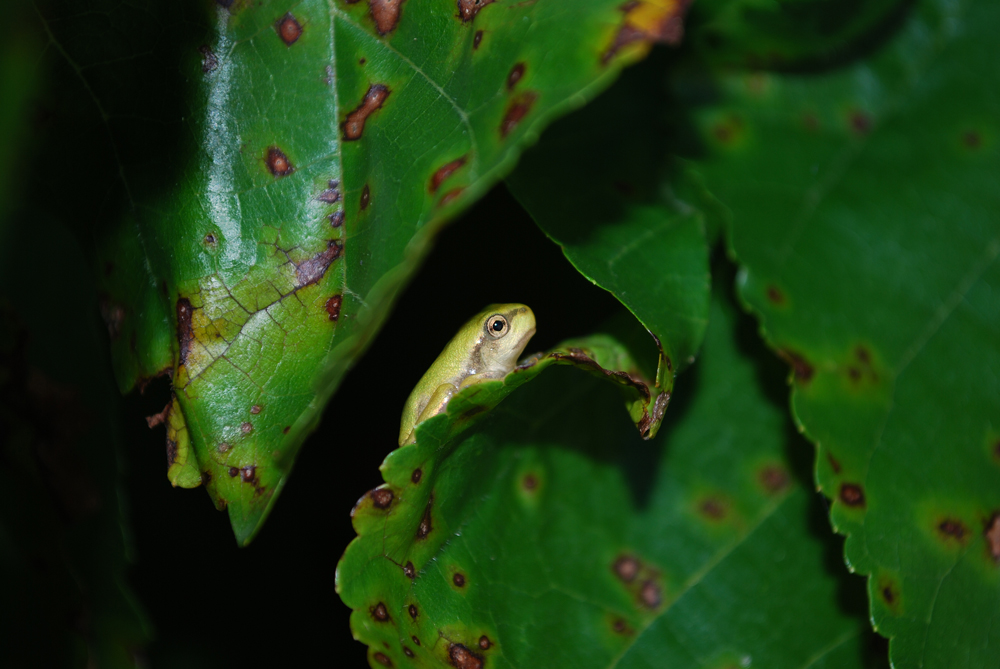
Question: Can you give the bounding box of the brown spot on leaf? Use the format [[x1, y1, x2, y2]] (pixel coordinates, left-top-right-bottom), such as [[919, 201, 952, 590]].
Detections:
[[360, 184, 371, 210], [416, 495, 433, 539], [145, 401, 171, 429], [613, 555, 640, 583], [839, 483, 865, 507], [612, 618, 630, 634], [847, 366, 862, 381], [198, 45, 218, 73], [204, 233, 217, 245], [699, 496, 727, 520], [329, 211, 344, 227], [500, 92, 537, 137], [457, 0, 494, 22], [438, 187, 465, 208], [295, 240, 342, 288], [371, 487, 394, 509], [412, 635, 421, 645], [850, 110, 872, 135], [639, 580, 661, 609], [937, 518, 968, 543], [165, 439, 178, 467], [403, 648, 415, 658], [855, 346, 871, 364], [403, 561, 415, 578], [241, 421, 253, 434], [228, 467, 239, 477], [602, 0, 691, 63], [877, 575, 900, 611], [507, 62, 525, 90], [408, 605, 418, 620], [240, 465, 256, 482], [478, 636, 491, 650], [449, 644, 483, 669], [275, 13, 303, 45], [411, 468, 422, 484], [759, 465, 789, 494], [473, 30, 483, 49], [453, 572, 466, 587], [217, 442, 230, 454], [343, 84, 390, 140], [250, 404, 261, 415], [827, 453, 842, 474], [317, 181, 341, 203], [371, 602, 390, 621], [326, 295, 343, 321], [766, 285, 785, 305], [369, 0, 405, 35], [265, 146, 294, 177], [429, 156, 467, 193], [373, 652, 392, 667], [201, 470, 212, 485], [777, 348, 814, 383], [359, 57, 366, 65], [283, 426, 291, 434], [522, 473, 537, 490], [984, 513, 1000, 562], [713, 122, 734, 143], [176, 297, 194, 367]]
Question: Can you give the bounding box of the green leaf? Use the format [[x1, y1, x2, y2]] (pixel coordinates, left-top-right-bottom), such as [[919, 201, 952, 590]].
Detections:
[[682, 0, 1000, 664], [33, 0, 690, 544], [507, 51, 715, 382], [337, 281, 878, 668]]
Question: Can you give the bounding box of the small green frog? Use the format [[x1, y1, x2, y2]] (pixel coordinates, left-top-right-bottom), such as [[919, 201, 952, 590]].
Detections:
[[398, 303, 536, 445]]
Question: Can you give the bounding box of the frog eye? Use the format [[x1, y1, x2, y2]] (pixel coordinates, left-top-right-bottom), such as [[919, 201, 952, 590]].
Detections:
[[486, 314, 509, 338]]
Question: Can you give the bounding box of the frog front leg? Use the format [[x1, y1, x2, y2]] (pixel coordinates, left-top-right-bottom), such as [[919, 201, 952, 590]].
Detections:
[[404, 383, 457, 444]]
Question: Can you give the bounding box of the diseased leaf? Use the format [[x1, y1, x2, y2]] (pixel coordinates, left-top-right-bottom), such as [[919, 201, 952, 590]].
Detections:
[[337, 281, 879, 669], [682, 0, 1000, 664], [33, 0, 690, 543]]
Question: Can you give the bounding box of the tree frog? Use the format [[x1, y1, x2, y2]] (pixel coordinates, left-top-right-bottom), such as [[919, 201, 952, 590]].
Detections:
[[398, 304, 536, 445]]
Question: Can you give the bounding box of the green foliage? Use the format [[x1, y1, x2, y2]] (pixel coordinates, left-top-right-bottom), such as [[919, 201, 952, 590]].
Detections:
[[339, 283, 880, 668], [71, 0, 662, 545], [2, 0, 996, 666], [684, 0, 1000, 665]]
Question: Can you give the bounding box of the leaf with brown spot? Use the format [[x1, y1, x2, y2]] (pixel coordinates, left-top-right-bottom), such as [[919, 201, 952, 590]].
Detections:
[[86, 0, 662, 547], [687, 0, 1000, 663], [337, 285, 874, 668]]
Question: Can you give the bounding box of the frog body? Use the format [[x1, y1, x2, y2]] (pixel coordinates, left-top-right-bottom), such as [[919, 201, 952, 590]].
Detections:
[[398, 304, 536, 445]]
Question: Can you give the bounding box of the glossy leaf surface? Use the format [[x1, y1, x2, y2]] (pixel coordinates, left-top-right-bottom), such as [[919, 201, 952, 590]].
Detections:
[[338, 284, 879, 668], [30, 0, 690, 543], [683, 0, 1000, 664]]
